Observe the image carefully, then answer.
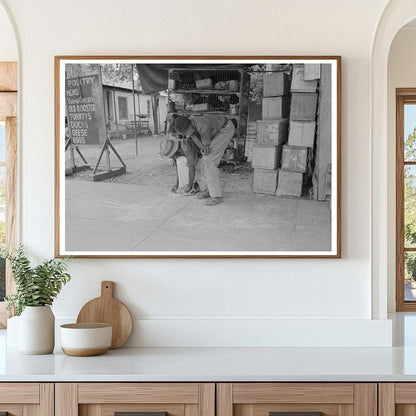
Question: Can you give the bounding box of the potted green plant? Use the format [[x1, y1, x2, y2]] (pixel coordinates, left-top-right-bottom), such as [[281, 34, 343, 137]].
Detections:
[[5, 246, 71, 354]]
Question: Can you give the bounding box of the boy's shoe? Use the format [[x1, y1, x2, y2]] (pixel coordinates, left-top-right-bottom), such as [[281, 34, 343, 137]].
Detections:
[[205, 197, 223, 206], [197, 191, 210, 199], [184, 188, 199, 196]]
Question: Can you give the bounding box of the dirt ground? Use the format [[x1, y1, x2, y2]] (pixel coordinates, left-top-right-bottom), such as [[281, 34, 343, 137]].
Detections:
[[64, 134, 332, 253], [66, 134, 255, 194]]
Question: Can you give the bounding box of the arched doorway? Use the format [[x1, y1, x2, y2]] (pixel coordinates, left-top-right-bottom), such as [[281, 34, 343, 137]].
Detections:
[[371, 1, 416, 319]]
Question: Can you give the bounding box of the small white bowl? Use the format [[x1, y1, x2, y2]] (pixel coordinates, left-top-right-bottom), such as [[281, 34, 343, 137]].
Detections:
[[60, 323, 112, 356]]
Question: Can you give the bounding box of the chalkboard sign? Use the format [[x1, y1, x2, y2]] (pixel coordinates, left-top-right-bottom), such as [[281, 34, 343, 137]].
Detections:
[[65, 74, 106, 145]]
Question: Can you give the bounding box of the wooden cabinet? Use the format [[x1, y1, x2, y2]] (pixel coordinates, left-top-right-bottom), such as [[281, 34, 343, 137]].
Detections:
[[379, 383, 416, 416], [217, 383, 377, 416], [0, 383, 53, 415], [3, 380, 416, 416], [55, 383, 215, 416]]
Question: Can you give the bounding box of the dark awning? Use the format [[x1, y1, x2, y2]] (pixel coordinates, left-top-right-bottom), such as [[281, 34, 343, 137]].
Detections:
[[136, 64, 249, 95], [136, 64, 171, 95]]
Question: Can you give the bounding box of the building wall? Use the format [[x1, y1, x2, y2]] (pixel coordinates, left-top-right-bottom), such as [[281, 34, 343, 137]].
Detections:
[[104, 88, 167, 133], [0, 0, 395, 347]]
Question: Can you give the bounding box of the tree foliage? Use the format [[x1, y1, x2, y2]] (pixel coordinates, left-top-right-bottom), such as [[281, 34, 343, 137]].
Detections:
[[404, 126, 416, 280], [0, 177, 5, 248], [248, 64, 292, 104], [0, 222, 5, 248], [405, 126, 416, 161], [65, 63, 140, 88], [101, 64, 140, 88], [405, 127, 416, 247]]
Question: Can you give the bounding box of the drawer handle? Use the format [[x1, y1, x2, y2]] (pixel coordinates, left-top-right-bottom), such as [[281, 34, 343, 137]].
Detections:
[[115, 412, 168, 416], [270, 413, 323, 416]]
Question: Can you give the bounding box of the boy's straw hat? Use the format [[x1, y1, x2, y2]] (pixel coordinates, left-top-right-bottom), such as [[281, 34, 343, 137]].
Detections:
[[159, 137, 179, 158]]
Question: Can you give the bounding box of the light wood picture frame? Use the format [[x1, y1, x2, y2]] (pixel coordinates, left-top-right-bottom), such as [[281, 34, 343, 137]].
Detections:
[[0, 61, 17, 326], [55, 56, 341, 258]]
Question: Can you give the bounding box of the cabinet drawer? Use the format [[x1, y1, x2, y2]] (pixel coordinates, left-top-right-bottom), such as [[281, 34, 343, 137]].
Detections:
[[0, 383, 53, 415], [379, 383, 416, 415], [0, 383, 39, 403], [56, 383, 215, 416], [218, 383, 376, 416], [78, 383, 200, 404]]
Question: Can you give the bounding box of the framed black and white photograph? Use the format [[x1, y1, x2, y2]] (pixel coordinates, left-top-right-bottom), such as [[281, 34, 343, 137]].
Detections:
[[55, 56, 341, 258]]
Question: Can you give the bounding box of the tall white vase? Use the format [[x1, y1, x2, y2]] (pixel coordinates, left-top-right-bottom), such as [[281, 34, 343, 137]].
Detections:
[[19, 306, 55, 354], [6, 315, 20, 347]]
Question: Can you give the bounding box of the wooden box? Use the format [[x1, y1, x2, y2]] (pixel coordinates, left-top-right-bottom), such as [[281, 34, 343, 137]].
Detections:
[[246, 121, 257, 139], [247, 121, 257, 131], [277, 170, 304, 197], [246, 133, 256, 140], [245, 138, 256, 162], [262, 96, 291, 119], [253, 169, 278, 195], [228, 80, 239, 91], [291, 64, 318, 93], [281, 145, 308, 172], [256, 119, 288, 145], [263, 72, 290, 97], [190, 103, 211, 111], [252, 145, 282, 170], [304, 63, 321, 80], [290, 93, 318, 121], [196, 78, 213, 89], [288, 120, 316, 147]]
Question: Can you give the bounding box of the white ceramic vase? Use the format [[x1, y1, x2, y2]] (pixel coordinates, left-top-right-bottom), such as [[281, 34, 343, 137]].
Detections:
[[19, 306, 55, 354], [6, 315, 20, 347]]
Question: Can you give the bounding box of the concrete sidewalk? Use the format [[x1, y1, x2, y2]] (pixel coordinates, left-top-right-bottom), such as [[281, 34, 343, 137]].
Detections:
[[65, 179, 331, 253]]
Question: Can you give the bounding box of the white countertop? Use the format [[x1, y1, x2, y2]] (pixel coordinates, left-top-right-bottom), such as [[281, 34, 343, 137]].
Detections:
[[3, 313, 416, 382], [3, 346, 416, 382]]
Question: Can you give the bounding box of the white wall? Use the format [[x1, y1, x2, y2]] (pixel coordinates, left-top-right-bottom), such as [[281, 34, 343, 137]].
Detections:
[[0, 0, 394, 347], [0, 3, 16, 61], [387, 26, 416, 312]]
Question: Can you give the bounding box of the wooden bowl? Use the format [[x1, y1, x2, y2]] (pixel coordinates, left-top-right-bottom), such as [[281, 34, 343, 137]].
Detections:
[[60, 323, 112, 356]]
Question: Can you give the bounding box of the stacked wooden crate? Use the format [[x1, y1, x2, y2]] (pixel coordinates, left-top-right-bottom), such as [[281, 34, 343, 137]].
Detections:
[[245, 121, 257, 162], [277, 64, 319, 197], [252, 72, 290, 195]]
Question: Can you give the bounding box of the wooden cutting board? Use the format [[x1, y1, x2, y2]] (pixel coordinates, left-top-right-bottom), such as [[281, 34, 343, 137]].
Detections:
[[76, 281, 133, 349]]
